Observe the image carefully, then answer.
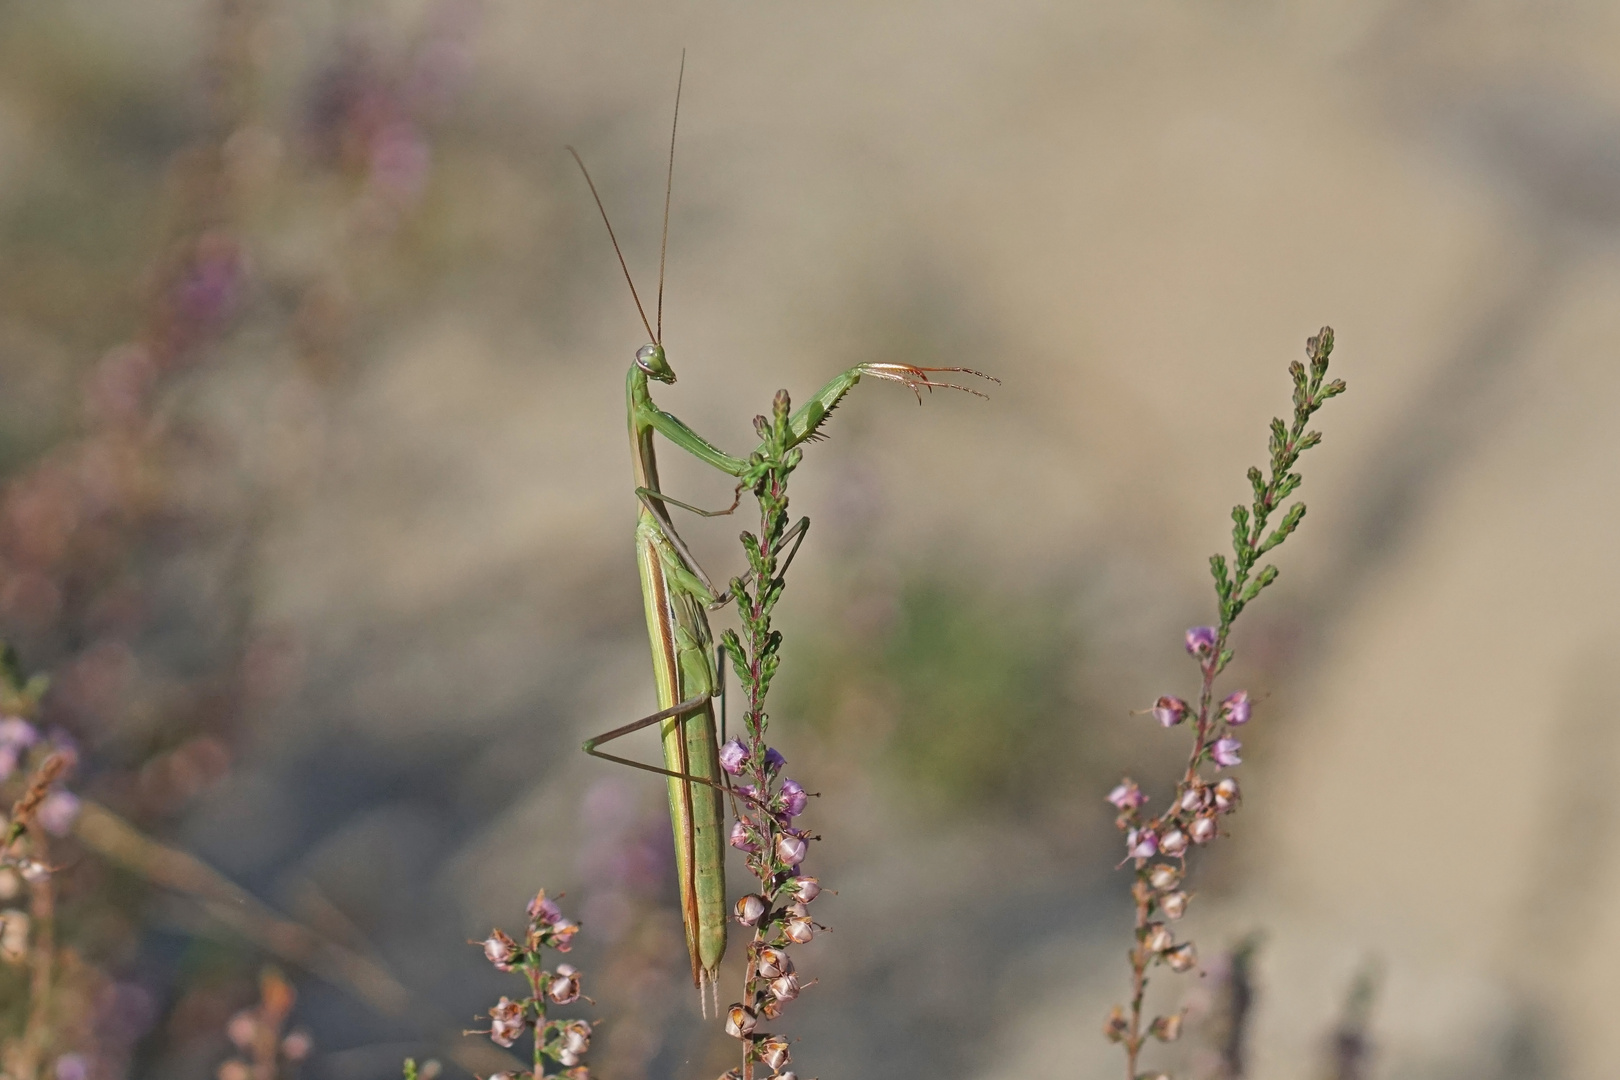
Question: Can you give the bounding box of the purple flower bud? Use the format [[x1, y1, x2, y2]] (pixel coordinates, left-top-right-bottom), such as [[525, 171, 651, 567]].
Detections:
[[764, 747, 786, 773], [1165, 943, 1198, 972], [1221, 690, 1251, 725], [785, 915, 816, 944], [548, 964, 582, 1004], [1213, 777, 1241, 812], [1189, 814, 1218, 845], [724, 1004, 758, 1039], [1126, 828, 1158, 859], [779, 779, 808, 818], [1148, 863, 1181, 891], [719, 739, 749, 776], [1106, 780, 1147, 810], [1211, 737, 1242, 769], [735, 894, 767, 926], [1144, 922, 1173, 953], [756, 946, 792, 979], [527, 889, 562, 925], [488, 996, 527, 1048], [730, 820, 760, 853], [776, 833, 808, 867], [759, 1035, 792, 1071], [791, 876, 821, 903], [733, 783, 760, 802], [1159, 829, 1188, 857], [35, 792, 78, 838], [1160, 891, 1189, 920], [1184, 626, 1217, 658], [1152, 696, 1189, 727], [482, 928, 522, 970]]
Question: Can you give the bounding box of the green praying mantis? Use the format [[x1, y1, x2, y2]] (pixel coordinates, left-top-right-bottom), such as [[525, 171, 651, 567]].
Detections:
[[573, 60, 993, 1003]]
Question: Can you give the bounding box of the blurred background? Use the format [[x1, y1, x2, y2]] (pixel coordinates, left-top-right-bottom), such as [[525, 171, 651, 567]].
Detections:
[[0, 0, 1615, 1078]]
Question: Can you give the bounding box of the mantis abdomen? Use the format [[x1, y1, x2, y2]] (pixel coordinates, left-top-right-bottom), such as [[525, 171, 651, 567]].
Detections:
[[635, 511, 727, 987]]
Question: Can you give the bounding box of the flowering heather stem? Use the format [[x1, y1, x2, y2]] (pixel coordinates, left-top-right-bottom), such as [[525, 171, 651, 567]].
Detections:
[[717, 389, 821, 1080], [1106, 329, 1346, 1080], [469, 889, 589, 1079]]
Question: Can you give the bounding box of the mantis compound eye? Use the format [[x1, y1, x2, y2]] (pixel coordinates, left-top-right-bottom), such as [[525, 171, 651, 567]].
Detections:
[[636, 344, 659, 368]]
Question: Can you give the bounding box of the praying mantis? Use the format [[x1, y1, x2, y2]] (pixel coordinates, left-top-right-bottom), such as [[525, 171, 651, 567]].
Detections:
[[574, 59, 992, 1002]]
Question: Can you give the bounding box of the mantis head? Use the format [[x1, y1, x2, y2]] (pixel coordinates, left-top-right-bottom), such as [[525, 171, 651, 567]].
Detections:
[[636, 343, 677, 383]]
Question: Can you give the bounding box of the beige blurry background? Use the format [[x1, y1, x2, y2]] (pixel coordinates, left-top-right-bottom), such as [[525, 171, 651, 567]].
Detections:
[[0, 1, 1616, 1078]]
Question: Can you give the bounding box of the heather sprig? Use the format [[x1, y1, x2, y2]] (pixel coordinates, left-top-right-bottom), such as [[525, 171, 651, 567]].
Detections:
[[469, 890, 592, 1080], [716, 388, 822, 1080], [1106, 328, 1345, 1080]]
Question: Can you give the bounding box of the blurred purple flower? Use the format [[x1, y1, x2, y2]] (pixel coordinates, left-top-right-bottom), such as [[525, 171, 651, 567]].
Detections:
[[1106, 780, 1147, 810], [775, 834, 807, 867], [1126, 828, 1158, 859], [0, 718, 39, 748], [36, 791, 80, 837], [54, 1055, 88, 1080], [1184, 626, 1217, 658], [1152, 695, 1188, 727], [763, 747, 785, 773], [1211, 737, 1242, 768], [1221, 690, 1251, 725]]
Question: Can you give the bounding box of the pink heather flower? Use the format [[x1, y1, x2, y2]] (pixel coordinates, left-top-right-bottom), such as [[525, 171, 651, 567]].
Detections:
[[1178, 785, 1208, 814], [482, 928, 522, 970], [725, 1004, 758, 1039], [280, 1032, 312, 1062], [1160, 891, 1188, 919], [1159, 829, 1189, 857], [769, 972, 801, 1002], [1148, 863, 1181, 891], [557, 1020, 591, 1066], [1213, 777, 1241, 811], [763, 747, 786, 774], [1152, 695, 1189, 727], [1221, 690, 1251, 725], [527, 889, 562, 925], [545, 918, 580, 952], [785, 915, 816, 943], [735, 894, 767, 926], [779, 779, 808, 818], [1107, 779, 1147, 810], [719, 739, 749, 776], [1212, 737, 1242, 768], [759, 1035, 792, 1071], [36, 791, 79, 837], [488, 997, 527, 1048], [548, 964, 582, 1004], [1189, 814, 1218, 845], [1165, 943, 1198, 972], [791, 876, 821, 903], [1126, 828, 1158, 859], [776, 833, 808, 867], [1184, 626, 1217, 658], [756, 947, 792, 979], [730, 820, 759, 853], [1144, 922, 1173, 953]]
